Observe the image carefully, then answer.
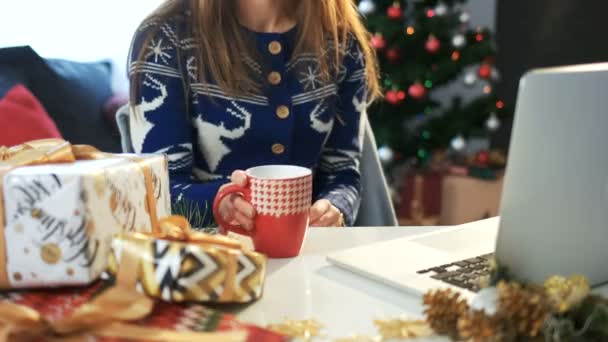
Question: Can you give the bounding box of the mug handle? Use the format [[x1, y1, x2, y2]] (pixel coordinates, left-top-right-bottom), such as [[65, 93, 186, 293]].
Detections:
[[213, 184, 253, 237]]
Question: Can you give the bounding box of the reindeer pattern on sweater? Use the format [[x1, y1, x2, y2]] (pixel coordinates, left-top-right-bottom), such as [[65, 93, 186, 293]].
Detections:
[[129, 14, 367, 226]]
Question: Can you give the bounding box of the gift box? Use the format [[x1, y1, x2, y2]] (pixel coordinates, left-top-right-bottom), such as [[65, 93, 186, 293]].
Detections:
[[0, 139, 171, 289], [106, 217, 266, 304], [439, 174, 503, 225], [0, 281, 287, 341], [397, 172, 442, 226]]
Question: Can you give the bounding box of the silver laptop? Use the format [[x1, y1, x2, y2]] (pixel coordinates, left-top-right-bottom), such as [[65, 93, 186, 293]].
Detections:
[[328, 63, 608, 298]]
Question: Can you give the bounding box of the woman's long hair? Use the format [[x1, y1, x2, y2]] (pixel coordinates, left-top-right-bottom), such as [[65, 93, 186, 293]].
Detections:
[[132, 0, 381, 100]]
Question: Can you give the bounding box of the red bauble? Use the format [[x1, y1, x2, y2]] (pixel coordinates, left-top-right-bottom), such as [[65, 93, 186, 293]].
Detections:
[[408, 83, 426, 100], [478, 64, 492, 79], [387, 3, 403, 20], [476, 150, 490, 166], [425, 35, 441, 54], [370, 33, 386, 50], [386, 48, 400, 63], [397, 90, 406, 100], [385, 90, 399, 105], [385, 90, 406, 105]]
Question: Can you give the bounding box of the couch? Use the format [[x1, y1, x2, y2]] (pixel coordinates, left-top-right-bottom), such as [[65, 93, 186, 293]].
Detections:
[[0, 46, 125, 151]]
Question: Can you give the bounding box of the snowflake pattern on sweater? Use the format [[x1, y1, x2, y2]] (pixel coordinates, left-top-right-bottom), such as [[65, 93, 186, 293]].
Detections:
[[128, 15, 368, 226]]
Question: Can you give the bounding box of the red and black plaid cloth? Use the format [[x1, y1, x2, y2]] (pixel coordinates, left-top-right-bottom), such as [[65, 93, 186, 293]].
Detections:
[[0, 282, 287, 342]]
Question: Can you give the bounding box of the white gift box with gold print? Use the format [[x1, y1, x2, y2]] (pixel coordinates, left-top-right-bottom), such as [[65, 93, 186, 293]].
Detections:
[[1, 154, 170, 288]]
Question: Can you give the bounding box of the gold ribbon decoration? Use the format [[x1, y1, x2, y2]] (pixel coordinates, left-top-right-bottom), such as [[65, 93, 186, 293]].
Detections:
[[110, 216, 264, 303], [0, 216, 248, 341], [0, 255, 247, 342], [0, 140, 254, 340], [0, 139, 161, 288]]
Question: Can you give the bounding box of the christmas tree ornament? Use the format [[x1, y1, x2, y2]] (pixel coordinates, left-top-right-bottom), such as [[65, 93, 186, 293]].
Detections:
[[451, 51, 460, 61], [357, 0, 376, 15], [370, 33, 386, 49], [544, 275, 590, 313], [375, 319, 434, 339], [426, 9, 435, 18], [496, 100, 505, 109], [457, 310, 502, 342], [486, 112, 501, 131], [434, 2, 448, 16], [425, 35, 441, 54], [451, 34, 466, 48], [385, 89, 405, 105], [475, 150, 490, 166], [459, 11, 471, 23], [408, 82, 426, 100], [478, 63, 492, 79], [385, 90, 399, 105], [491, 68, 501, 81], [464, 72, 477, 86], [386, 48, 400, 63], [423, 289, 469, 340], [267, 319, 323, 341], [475, 32, 485, 42], [405, 25, 415, 36], [417, 148, 428, 159], [451, 135, 466, 151], [497, 281, 551, 339], [483, 85, 492, 94], [387, 2, 403, 20], [397, 90, 406, 100], [378, 145, 395, 164]]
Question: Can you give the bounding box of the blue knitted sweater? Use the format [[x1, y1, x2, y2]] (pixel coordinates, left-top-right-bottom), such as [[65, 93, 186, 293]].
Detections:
[[128, 15, 368, 226]]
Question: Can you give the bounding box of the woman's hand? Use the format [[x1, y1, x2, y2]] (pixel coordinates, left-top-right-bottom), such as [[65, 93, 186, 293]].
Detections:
[[216, 170, 256, 230], [309, 199, 344, 227]]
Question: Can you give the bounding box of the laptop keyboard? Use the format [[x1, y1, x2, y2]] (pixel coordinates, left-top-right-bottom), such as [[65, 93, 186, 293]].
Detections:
[[416, 253, 494, 292]]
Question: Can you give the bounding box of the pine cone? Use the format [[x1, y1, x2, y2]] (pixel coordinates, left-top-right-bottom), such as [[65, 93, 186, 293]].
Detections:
[[458, 310, 504, 342], [423, 289, 469, 340], [497, 281, 550, 339]]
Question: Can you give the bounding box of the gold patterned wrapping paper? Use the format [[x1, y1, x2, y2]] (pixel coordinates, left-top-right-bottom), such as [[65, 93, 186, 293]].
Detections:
[[107, 230, 267, 303], [0, 139, 171, 289]]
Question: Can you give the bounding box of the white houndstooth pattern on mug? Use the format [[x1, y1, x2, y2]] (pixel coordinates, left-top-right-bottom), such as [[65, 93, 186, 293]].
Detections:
[[250, 177, 312, 217]]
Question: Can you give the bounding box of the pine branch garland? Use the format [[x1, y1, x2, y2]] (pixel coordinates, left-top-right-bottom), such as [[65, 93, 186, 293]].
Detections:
[[171, 197, 217, 233]]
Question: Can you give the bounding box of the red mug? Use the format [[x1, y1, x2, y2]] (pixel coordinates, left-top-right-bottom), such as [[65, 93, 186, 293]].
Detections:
[[213, 165, 312, 258]]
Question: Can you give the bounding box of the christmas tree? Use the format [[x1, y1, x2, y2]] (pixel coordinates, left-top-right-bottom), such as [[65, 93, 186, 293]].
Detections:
[[359, 0, 507, 169]]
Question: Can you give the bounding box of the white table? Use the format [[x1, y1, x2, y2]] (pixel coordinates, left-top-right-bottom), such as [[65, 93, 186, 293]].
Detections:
[[228, 221, 608, 341], [230, 225, 450, 340]]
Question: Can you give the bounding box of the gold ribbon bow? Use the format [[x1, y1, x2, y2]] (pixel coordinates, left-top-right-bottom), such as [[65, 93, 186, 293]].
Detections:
[[149, 215, 243, 249], [0, 140, 248, 341], [114, 215, 253, 303]]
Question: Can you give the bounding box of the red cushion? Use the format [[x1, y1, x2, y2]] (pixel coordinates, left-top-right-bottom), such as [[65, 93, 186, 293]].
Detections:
[[0, 84, 61, 146]]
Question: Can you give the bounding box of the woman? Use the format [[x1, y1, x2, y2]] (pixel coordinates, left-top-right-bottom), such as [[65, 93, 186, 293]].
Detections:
[[128, 0, 380, 228]]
